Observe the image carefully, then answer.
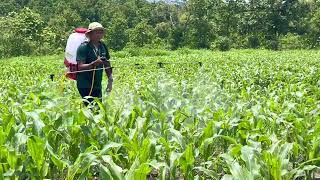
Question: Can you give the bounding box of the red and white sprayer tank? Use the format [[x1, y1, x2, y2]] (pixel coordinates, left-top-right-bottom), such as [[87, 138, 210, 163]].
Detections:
[[64, 27, 88, 80]]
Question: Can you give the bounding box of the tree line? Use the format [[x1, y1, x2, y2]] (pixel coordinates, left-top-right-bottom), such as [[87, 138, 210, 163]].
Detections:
[[1, 0, 320, 58]]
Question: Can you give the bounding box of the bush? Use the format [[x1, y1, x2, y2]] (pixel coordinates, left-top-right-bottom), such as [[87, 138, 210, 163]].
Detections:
[[265, 39, 279, 51], [247, 35, 260, 49], [211, 36, 231, 51], [143, 37, 170, 50], [0, 46, 4, 59], [231, 36, 247, 49], [112, 50, 132, 58], [279, 33, 305, 50], [176, 48, 192, 55], [139, 48, 169, 57], [121, 47, 170, 57]]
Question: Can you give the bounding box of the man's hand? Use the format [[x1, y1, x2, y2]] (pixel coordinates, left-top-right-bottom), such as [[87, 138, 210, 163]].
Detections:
[[91, 57, 104, 67], [106, 78, 113, 92]]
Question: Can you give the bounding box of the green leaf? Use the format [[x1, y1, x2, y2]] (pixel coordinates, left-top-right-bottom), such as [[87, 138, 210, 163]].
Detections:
[[168, 128, 186, 149], [27, 136, 45, 174], [46, 142, 68, 170], [221, 174, 234, 180], [229, 162, 252, 180], [26, 111, 45, 136], [139, 138, 151, 163], [179, 144, 195, 178], [134, 163, 151, 180], [7, 150, 17, 169], [100, 142, 123, 155], [101, 155, 125, 180], [193, 166, 219, 179], [240, 146, 261, 178], [42, 162, 49, 177], [125, 158, 140, 180], [67, 153, 97, 180], [0, 127, 5, 145], [169, 152, 182, 168], [14, 133, 28, 147], [100, 165, 113, 180], [148, 160, 168, 171], [184, 144, 194, 165], [214, 135, 238, 145]]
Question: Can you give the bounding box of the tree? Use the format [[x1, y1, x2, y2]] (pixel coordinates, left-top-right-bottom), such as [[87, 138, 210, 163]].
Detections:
[[46, 8, 83, 50], [307, 7, 320, 48], [0, 7, 45, 57], [184, 0, 213, 48], [128, 20, 156, 47], [106, 18, 129, 51], [1, 0, 320, 58]]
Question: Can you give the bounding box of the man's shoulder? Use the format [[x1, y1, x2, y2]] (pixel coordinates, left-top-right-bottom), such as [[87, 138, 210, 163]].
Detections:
[[100, 41, 108, 48], [100, 41, 110, 59], [79, 41, 90, 48], [77, 42, 90, 52]]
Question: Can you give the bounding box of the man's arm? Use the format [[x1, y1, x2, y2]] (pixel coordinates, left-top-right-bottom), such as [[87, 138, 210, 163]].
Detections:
[[102, 43, 113, 92], [103, 45, 112, 80], [103, 60, 113, 80], [78, 61, 93, 70], [104, 60, 113, 92], [78, 59, 103, 71]]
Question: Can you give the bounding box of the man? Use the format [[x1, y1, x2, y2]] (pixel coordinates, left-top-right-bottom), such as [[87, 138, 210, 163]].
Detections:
[[76, 22, 113, 106]]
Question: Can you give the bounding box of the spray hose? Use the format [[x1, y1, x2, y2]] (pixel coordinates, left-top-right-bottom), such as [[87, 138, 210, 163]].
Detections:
[[88, 66, 96, 96]]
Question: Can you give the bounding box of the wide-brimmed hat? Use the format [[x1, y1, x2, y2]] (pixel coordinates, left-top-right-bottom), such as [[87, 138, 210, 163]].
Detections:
[[85, 22, 105, 35]]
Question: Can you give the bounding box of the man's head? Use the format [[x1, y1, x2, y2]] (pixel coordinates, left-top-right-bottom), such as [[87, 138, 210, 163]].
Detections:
[[85, 22, 105, 41]]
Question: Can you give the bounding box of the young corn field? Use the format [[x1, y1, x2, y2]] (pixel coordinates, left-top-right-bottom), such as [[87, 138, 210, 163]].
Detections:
[[0, 49, 319, 179]]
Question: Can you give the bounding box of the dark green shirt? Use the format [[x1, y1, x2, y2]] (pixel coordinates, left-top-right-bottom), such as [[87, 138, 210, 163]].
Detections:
[[76, 41, 110, 89]]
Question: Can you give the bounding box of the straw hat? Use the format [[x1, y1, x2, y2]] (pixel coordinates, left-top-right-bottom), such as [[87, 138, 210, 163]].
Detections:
[[85, 22, 104, 35]]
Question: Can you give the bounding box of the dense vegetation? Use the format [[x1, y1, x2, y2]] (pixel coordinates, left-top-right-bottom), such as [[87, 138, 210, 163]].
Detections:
[[1, 0, 320, 58], [0, 49, 319, 179], [1, 0, 320, 179]]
